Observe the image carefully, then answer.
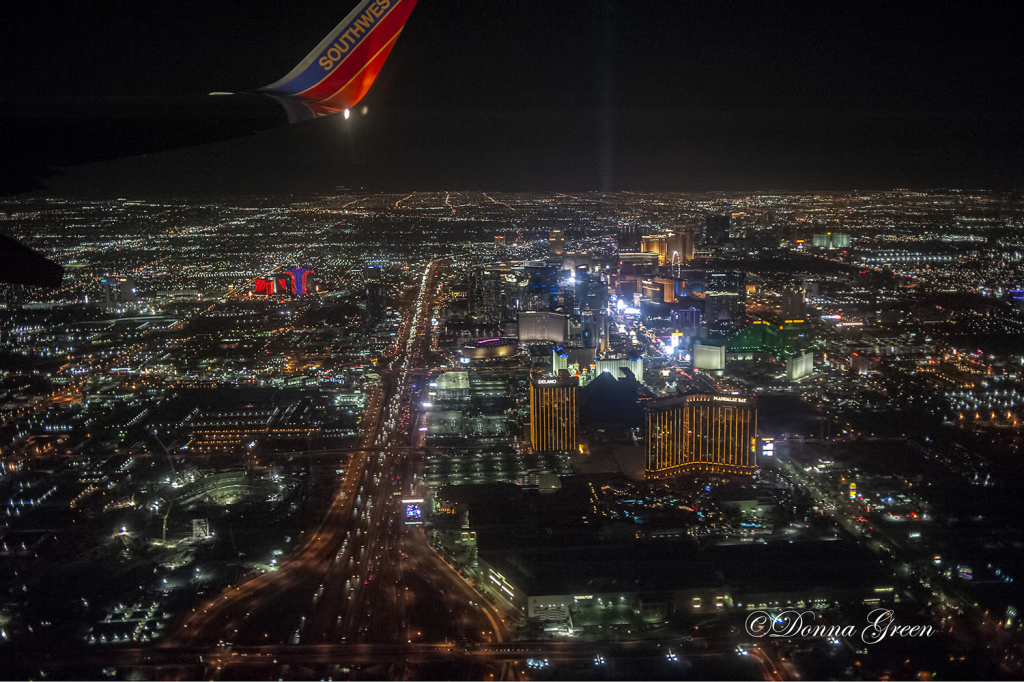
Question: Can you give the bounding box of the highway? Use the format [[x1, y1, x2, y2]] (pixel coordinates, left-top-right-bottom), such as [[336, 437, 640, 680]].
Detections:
[[151, 260, 514, 679], [167, 385, 387, 648], [25, 637, 746, 677]]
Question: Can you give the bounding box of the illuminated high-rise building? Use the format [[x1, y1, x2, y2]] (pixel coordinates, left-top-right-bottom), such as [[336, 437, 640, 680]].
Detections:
[[260, 268, 315, 296], [654, 277, 679, 303], [786, 351, 814, 382], [667, 225, 697, 264], [522, 261, 559, 311], [548, 229, 565, 256], [641, 234, 668, 263], [100, 279, 114, 307], [706, 270, 746, 299], [471, 264, 523, 325], [99, 276, 138, 307], [518, 311, 568, 343], [285, 267, 314, 296], [781, 286, 806, 320], [645, 394, 757, 479], [641, 226, 695, 267], [812, 232, 851, 250], [529, 377, 578, 452], [704, 270, 747, 324], [705, 291, 744, 323]]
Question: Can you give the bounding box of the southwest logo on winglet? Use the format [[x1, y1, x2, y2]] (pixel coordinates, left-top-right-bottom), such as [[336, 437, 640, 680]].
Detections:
[[260, 0, 418, 113], [318, 0, 393, 71]]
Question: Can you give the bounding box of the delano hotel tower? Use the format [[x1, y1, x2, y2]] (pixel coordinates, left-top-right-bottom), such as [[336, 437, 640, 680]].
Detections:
[[529, 377, 578, 452], [645, 393, 757, 478]]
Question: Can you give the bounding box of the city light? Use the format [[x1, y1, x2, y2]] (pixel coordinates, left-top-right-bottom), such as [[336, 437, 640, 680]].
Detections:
[[0, 187, 1013, 678]]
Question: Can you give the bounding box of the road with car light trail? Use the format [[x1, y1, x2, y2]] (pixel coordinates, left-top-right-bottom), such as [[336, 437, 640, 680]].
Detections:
[[158, 261, 514, 679]]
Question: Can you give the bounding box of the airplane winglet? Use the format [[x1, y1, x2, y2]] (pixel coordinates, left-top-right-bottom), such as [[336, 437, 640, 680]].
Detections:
[[260, 0, 418, 114], [0, 233, 63, 287]]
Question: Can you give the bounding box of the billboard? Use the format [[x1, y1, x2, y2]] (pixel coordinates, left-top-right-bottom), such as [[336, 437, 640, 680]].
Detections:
[[403, 498, 424, 525]]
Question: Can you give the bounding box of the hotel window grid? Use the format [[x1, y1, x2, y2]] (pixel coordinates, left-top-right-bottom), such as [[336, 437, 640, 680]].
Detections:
[[646, 394, 757, 478], [529, 380, 578, 452]]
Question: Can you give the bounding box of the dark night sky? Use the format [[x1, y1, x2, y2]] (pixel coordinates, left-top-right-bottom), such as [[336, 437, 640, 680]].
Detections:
[[2, 1, 1022, 195]]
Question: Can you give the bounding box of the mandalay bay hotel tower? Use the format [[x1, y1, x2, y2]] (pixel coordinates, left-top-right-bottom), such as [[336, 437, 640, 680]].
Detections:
[[645, 393, 758, 478]]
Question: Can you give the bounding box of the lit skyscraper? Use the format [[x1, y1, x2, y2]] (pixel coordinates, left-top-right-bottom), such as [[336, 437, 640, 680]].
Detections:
[[645, 394, 757, 478], [781, 286, 806, 320], [529, 377, 578, 452], [548, 228, 565, 256], [285, 267, 314, 296], [470, 264, 517, 324]]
